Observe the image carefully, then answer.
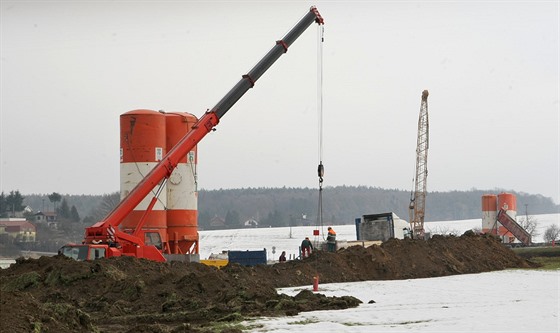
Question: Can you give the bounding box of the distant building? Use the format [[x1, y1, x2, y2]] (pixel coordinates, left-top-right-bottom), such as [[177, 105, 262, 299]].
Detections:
[[33, 211, 59, 229], [209, 215, 226, 229], [244, 218, 259, 228], [4, 206, 33, 218], [0, 219, 37, 242]]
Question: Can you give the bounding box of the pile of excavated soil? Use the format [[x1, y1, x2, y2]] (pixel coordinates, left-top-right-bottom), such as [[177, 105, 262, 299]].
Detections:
[[0, 232, 537, 333]]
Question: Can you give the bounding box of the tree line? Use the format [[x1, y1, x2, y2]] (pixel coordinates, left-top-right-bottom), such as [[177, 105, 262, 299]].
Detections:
[[197, 186, 559, 229], [5, 186, 557, 230], [1, 191, 80, 223], [1, 187, 558, 255]]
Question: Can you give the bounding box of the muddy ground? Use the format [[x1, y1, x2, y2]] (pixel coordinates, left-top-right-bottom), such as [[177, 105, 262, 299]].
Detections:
[[0, 232, 538, 333]]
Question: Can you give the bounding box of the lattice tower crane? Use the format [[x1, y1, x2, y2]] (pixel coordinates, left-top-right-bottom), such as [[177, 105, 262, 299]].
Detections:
[[409, 90, 429, 239]]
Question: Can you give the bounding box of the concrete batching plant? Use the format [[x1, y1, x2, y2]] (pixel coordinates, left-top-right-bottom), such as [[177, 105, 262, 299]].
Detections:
[[482, 192, 531, 245]]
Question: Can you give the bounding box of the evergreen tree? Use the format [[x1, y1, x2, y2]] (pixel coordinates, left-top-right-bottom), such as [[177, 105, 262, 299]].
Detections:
[[262, 210, 287, 227], [198, 211, 211, 229], [225, 210, 240, 228], [0, 192, 6, 217], [4, 190, 25, 216], [59, 198, 70, 219], [48, 192, 62, 212], [70, 205, 81, 223], [82, 216, 95, 225]]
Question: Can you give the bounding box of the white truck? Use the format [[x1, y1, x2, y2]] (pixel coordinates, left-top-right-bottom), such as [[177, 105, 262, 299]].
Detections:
[[356, 212, 411, 242]]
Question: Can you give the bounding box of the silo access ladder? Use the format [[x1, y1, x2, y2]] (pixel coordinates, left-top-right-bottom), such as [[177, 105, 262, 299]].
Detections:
[[496, 209, 532, 245]]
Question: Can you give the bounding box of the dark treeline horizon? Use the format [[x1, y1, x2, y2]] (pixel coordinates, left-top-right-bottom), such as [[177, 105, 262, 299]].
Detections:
[[18, 186, 559, 230]]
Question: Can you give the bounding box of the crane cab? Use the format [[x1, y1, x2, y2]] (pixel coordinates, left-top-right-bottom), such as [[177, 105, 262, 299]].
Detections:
[[59, 244, 110, 261], [59, 241, 165, 262]]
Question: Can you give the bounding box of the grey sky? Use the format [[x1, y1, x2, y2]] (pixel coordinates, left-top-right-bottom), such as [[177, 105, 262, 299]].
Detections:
[[1, 1, 559, 204]]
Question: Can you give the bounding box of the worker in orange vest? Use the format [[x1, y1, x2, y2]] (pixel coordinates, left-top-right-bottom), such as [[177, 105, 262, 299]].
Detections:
[[327, 227, 337, 252]]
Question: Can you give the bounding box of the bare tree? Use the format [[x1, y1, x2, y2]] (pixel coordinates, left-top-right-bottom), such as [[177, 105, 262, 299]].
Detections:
[[517, 214, 539, 238], [426, 226, 460, 236], [543, 224, 560, 244], [81, 192, 120, 225], [93, 192, 121, 221]]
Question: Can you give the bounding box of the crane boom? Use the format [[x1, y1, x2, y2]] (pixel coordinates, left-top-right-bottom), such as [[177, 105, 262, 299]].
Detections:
[[66, 7, 324, 262], [409, 90, 429, 239]]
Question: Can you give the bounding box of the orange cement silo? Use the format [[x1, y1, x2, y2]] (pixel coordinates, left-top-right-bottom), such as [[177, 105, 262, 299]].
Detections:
[[498, 192, 517, 217], [165, 112, 199, 254], [497, 192, 517, 242], [120, 109, 168, 251], [481, 194, 498, 234]]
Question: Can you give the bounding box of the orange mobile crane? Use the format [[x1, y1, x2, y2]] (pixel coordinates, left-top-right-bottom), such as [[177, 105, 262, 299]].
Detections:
[[409, 90, 429, 239], [59, 7, 324, 262]]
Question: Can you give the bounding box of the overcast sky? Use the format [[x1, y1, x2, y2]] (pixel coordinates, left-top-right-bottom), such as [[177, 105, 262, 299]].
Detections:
[[1, 0, 559, 204]]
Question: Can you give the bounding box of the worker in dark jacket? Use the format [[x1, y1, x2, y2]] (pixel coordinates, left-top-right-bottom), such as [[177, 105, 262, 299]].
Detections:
[[301, 237, 313, 258], [327, 227, 337, 252], [279, 251, 287, 262]]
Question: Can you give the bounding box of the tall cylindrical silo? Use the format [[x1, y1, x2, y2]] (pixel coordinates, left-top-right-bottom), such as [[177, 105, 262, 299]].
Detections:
[[481, 194, 498, 234], [165, 112, 199, 254], [497, 192, 517, 218], [497, 192, 517, 242], [120, 109, 168, 251]]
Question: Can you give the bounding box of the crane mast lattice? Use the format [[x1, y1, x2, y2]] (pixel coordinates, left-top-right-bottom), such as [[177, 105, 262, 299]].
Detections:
[[409, 90, 429, 239]]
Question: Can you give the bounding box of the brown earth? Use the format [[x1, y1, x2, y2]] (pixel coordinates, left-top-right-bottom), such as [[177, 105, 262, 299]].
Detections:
[[0, 232, 538, 333]]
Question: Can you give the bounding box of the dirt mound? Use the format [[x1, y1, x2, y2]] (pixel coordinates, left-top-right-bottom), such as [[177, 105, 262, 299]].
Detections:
[[0, 233, 537, 333]]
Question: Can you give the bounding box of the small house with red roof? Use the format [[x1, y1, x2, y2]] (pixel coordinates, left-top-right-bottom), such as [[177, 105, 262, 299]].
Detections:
[[0, 219, 36, 242]]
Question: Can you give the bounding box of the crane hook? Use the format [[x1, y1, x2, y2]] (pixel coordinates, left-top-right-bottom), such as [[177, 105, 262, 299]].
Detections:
[[317, 162, 324, 184]]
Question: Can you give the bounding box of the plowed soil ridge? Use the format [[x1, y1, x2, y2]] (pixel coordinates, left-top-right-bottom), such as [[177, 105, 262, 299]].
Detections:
[[0, 232, 536, 333]]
